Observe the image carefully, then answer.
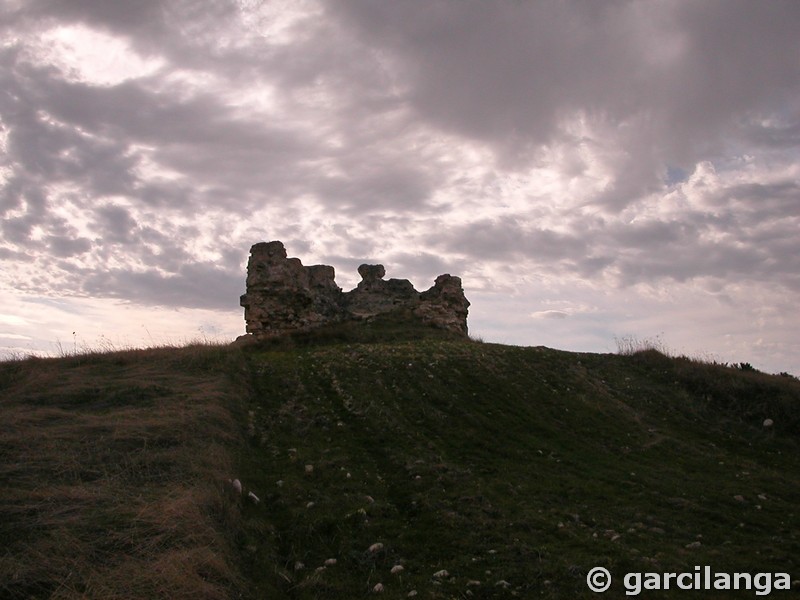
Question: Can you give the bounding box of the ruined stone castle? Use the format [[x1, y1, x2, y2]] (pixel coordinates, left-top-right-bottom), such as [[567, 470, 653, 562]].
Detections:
[[239, 241, 469, 338]]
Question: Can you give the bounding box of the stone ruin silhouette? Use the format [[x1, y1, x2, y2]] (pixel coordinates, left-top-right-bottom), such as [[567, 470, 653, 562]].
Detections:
[[239, 241, 469, 339]]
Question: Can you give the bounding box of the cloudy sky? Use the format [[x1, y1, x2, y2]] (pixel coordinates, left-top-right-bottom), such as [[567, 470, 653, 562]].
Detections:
[[1, 1, 799, 373]]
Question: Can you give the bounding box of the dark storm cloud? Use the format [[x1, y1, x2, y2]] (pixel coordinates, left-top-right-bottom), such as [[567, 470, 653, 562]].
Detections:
[[609, 219, 700, 249], [593, 174, 800, 288], [94, 204, 138, 244], [82, 262, 241, 311], [615, 241, 770, 286], [328, 0, 800, 206], [719, 182, 800, 222], [26, 73, 315, 202], [327, 1, 636, 147], [315, 163, 436, 213], [47, 235, 91, 258], [747, 121, 800, 149], [433, 217, 588, 263], [18, 0, 172, 35], [0, 50, 141, 212]]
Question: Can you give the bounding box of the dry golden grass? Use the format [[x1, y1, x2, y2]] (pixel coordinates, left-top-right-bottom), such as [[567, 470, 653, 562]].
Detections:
[[0, 344, 247, 599]]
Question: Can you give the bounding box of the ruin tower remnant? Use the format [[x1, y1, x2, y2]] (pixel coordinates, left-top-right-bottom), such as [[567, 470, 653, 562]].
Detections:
[[239, 241, 470, 338]]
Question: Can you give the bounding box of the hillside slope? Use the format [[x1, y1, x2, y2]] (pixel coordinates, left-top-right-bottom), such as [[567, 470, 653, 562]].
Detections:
[[2, 336, 799, 599], [0, 346, 246, 599], [236, 338, 800, 598]]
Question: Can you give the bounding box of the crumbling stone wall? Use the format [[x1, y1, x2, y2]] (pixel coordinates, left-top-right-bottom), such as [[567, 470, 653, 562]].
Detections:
[[239, 241, 470, 337]]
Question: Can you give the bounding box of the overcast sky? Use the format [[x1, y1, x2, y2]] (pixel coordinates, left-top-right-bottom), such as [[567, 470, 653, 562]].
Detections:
[[1, 0, 799, 373]]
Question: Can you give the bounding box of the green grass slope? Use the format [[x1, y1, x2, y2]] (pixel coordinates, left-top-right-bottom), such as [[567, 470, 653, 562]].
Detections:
[[236, 337, 800, 599], [2, 333, 799, 599]]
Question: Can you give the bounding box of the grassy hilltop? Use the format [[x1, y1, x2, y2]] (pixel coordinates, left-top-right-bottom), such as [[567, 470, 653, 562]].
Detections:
[[1, 323, 799, 599]]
